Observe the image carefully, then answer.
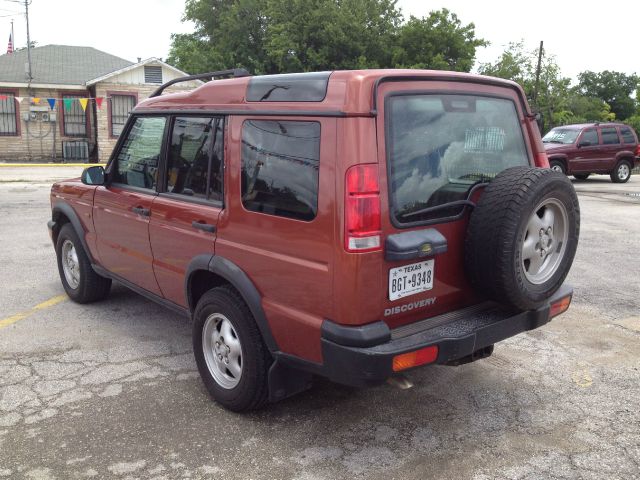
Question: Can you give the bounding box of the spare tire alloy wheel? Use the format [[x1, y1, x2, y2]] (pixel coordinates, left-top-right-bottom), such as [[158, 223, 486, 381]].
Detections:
[[521, 198, 568, 285], [465, 166, 580, 311]]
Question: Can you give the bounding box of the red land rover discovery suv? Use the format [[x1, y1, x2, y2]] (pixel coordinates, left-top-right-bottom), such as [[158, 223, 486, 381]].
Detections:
[[543, 122, 640, 183], [48, 69, 579, 411]]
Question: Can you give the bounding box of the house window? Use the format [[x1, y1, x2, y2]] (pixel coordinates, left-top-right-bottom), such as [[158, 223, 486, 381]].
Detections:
[[144, 66, 163, 84], [63, 97, 87, 137], [0, 93, 18, 136], [110, 95, 136, 137]]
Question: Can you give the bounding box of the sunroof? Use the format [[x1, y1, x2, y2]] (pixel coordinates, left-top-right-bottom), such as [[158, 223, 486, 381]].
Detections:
[[246, 72, 331, 102]]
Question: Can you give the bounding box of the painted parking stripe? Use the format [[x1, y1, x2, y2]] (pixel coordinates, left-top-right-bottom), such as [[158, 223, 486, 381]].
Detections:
[[0, 295, 67, 330]]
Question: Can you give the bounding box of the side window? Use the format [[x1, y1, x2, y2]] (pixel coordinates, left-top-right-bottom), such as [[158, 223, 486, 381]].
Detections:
[[601, 127, 620, 145], [112, 116, 166, 190], [580, 129, 598, 146], [620, 127, 636, 144], [166, 116, 224, 201], [241, 120, 320, 221]]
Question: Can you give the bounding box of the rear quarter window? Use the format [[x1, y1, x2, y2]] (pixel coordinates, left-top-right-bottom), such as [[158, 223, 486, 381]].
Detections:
[[386, 94, 529, 225], [241, 120, 320, 221], [620, 127, 636, 144]]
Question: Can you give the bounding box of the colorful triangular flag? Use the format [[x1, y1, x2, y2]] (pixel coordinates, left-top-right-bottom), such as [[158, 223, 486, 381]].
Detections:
[[79, 98, 88, 112], [47, 98, 56, 110], [15, 96, 24, 103], [0, 95, 6, 101], [63, 98, 74, 111], [32, 97, 41, 105], [95, 97, 104, 110]]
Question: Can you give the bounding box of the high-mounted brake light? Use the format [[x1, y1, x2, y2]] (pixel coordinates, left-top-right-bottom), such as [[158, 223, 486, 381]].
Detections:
[[345, 164, 382, 252]]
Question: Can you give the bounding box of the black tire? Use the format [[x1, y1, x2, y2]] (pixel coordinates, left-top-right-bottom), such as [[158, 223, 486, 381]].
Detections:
[[55, 224, 111, 303], [573, 173, 590, 181], [610, 160, 632, 183], [549, 160, 566, 175], [465, 166, 580, 311], [192, 286, 272, 412]]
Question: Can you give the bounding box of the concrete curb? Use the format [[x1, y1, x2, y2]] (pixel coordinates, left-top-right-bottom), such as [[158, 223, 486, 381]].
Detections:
[[0, 163, 105, 167]]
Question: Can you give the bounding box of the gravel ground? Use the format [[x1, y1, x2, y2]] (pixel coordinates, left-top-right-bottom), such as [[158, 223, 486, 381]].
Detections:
[[0, 168, 638, 480]]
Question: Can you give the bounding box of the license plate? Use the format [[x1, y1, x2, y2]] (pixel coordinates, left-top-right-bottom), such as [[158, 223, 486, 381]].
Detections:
[[388, 260, 434, 301]]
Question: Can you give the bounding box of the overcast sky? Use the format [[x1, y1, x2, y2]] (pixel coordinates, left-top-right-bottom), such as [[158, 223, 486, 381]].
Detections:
[[1, 0, 638, 81]]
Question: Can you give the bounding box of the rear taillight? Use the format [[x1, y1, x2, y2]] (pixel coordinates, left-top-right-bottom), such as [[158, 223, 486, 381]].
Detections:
[[345, 164, 382, 252], [634, 144, 640, 157], [536, 151, 550, 168]]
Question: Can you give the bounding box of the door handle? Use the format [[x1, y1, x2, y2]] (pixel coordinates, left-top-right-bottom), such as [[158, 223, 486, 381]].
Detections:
[[131, 206, 150, 216], [191, 221, 216, 233]]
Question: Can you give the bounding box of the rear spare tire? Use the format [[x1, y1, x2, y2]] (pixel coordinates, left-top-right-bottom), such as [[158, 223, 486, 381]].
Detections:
[[465, 166, 580, 311]]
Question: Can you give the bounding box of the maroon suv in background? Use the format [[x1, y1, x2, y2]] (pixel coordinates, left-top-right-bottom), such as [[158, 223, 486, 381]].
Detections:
[[542, 122, 640, 183]]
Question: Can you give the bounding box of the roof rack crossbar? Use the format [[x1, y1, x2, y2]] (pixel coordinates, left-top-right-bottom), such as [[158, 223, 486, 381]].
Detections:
[[149, 68, 251, 98]]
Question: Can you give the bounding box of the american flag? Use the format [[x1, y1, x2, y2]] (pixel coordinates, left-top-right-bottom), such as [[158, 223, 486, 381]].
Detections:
[[7, 32, 13, 54]]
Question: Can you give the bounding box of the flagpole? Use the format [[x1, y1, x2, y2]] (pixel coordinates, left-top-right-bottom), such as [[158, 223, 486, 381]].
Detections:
[[10, 19, 14, 54]]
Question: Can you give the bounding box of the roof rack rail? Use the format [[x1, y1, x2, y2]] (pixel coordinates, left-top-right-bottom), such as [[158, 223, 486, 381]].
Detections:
[[149, 68, 251, 98]]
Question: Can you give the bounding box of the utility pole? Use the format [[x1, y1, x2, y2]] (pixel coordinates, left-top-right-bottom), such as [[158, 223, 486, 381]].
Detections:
[[533, 41, 543, 107], [25, 0, 33, 83]]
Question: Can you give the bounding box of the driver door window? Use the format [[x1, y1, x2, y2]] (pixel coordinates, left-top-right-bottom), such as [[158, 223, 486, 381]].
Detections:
[[112, 116, 167, 189]]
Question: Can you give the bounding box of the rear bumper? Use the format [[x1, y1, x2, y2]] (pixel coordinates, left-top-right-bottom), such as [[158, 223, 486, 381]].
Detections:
[[319, 285, 573, 387]]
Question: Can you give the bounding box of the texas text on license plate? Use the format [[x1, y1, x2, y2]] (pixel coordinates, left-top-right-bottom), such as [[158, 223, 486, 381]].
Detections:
[[388, 260, 434, 301]]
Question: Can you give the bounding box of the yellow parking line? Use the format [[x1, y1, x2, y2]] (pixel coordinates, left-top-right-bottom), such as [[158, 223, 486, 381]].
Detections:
[[0, 163, 104, 167], [0, 294, 68, 330]]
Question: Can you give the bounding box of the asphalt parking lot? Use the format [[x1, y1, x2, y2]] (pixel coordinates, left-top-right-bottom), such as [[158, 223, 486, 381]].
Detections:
[[0, 166, 639, 480]]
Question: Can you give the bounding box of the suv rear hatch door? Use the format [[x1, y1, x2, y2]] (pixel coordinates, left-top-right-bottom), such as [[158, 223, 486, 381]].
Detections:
[[376, 79, 535, 328]]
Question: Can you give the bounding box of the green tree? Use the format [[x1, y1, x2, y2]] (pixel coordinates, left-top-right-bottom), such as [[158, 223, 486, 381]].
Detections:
[[168, 0, 273, 75], [392, 9, 487, 71], [478, 42, 572, 132], [167, 0, 486, 75], [265, 0, 401, 72], [576, 70, 639, 120]]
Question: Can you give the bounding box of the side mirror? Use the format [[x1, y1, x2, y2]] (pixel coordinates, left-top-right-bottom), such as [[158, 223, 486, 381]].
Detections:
[[577, 141, 591, 148], [81, 165, 105, 186]]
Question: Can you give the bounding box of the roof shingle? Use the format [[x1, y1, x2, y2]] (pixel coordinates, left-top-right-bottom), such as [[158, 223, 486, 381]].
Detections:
[[0, 44, 133, 85]]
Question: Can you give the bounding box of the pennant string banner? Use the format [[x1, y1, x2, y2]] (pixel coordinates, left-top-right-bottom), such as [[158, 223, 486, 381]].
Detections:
[[11, 96, 137, 110]]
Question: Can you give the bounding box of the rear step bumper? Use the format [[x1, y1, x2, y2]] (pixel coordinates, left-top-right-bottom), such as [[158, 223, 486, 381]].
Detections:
[[319, 285, 573, 387]]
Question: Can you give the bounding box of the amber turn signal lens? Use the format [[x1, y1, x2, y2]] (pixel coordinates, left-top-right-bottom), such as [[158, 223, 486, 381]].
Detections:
[[550, 294, 572, 318], [392, 345, 438, 372]]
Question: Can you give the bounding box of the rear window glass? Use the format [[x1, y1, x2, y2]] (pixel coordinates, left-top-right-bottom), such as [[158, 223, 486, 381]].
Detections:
[[620, 127, 636, 144], [387, 94, 529, 224], [241, 120, 320, 221]]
